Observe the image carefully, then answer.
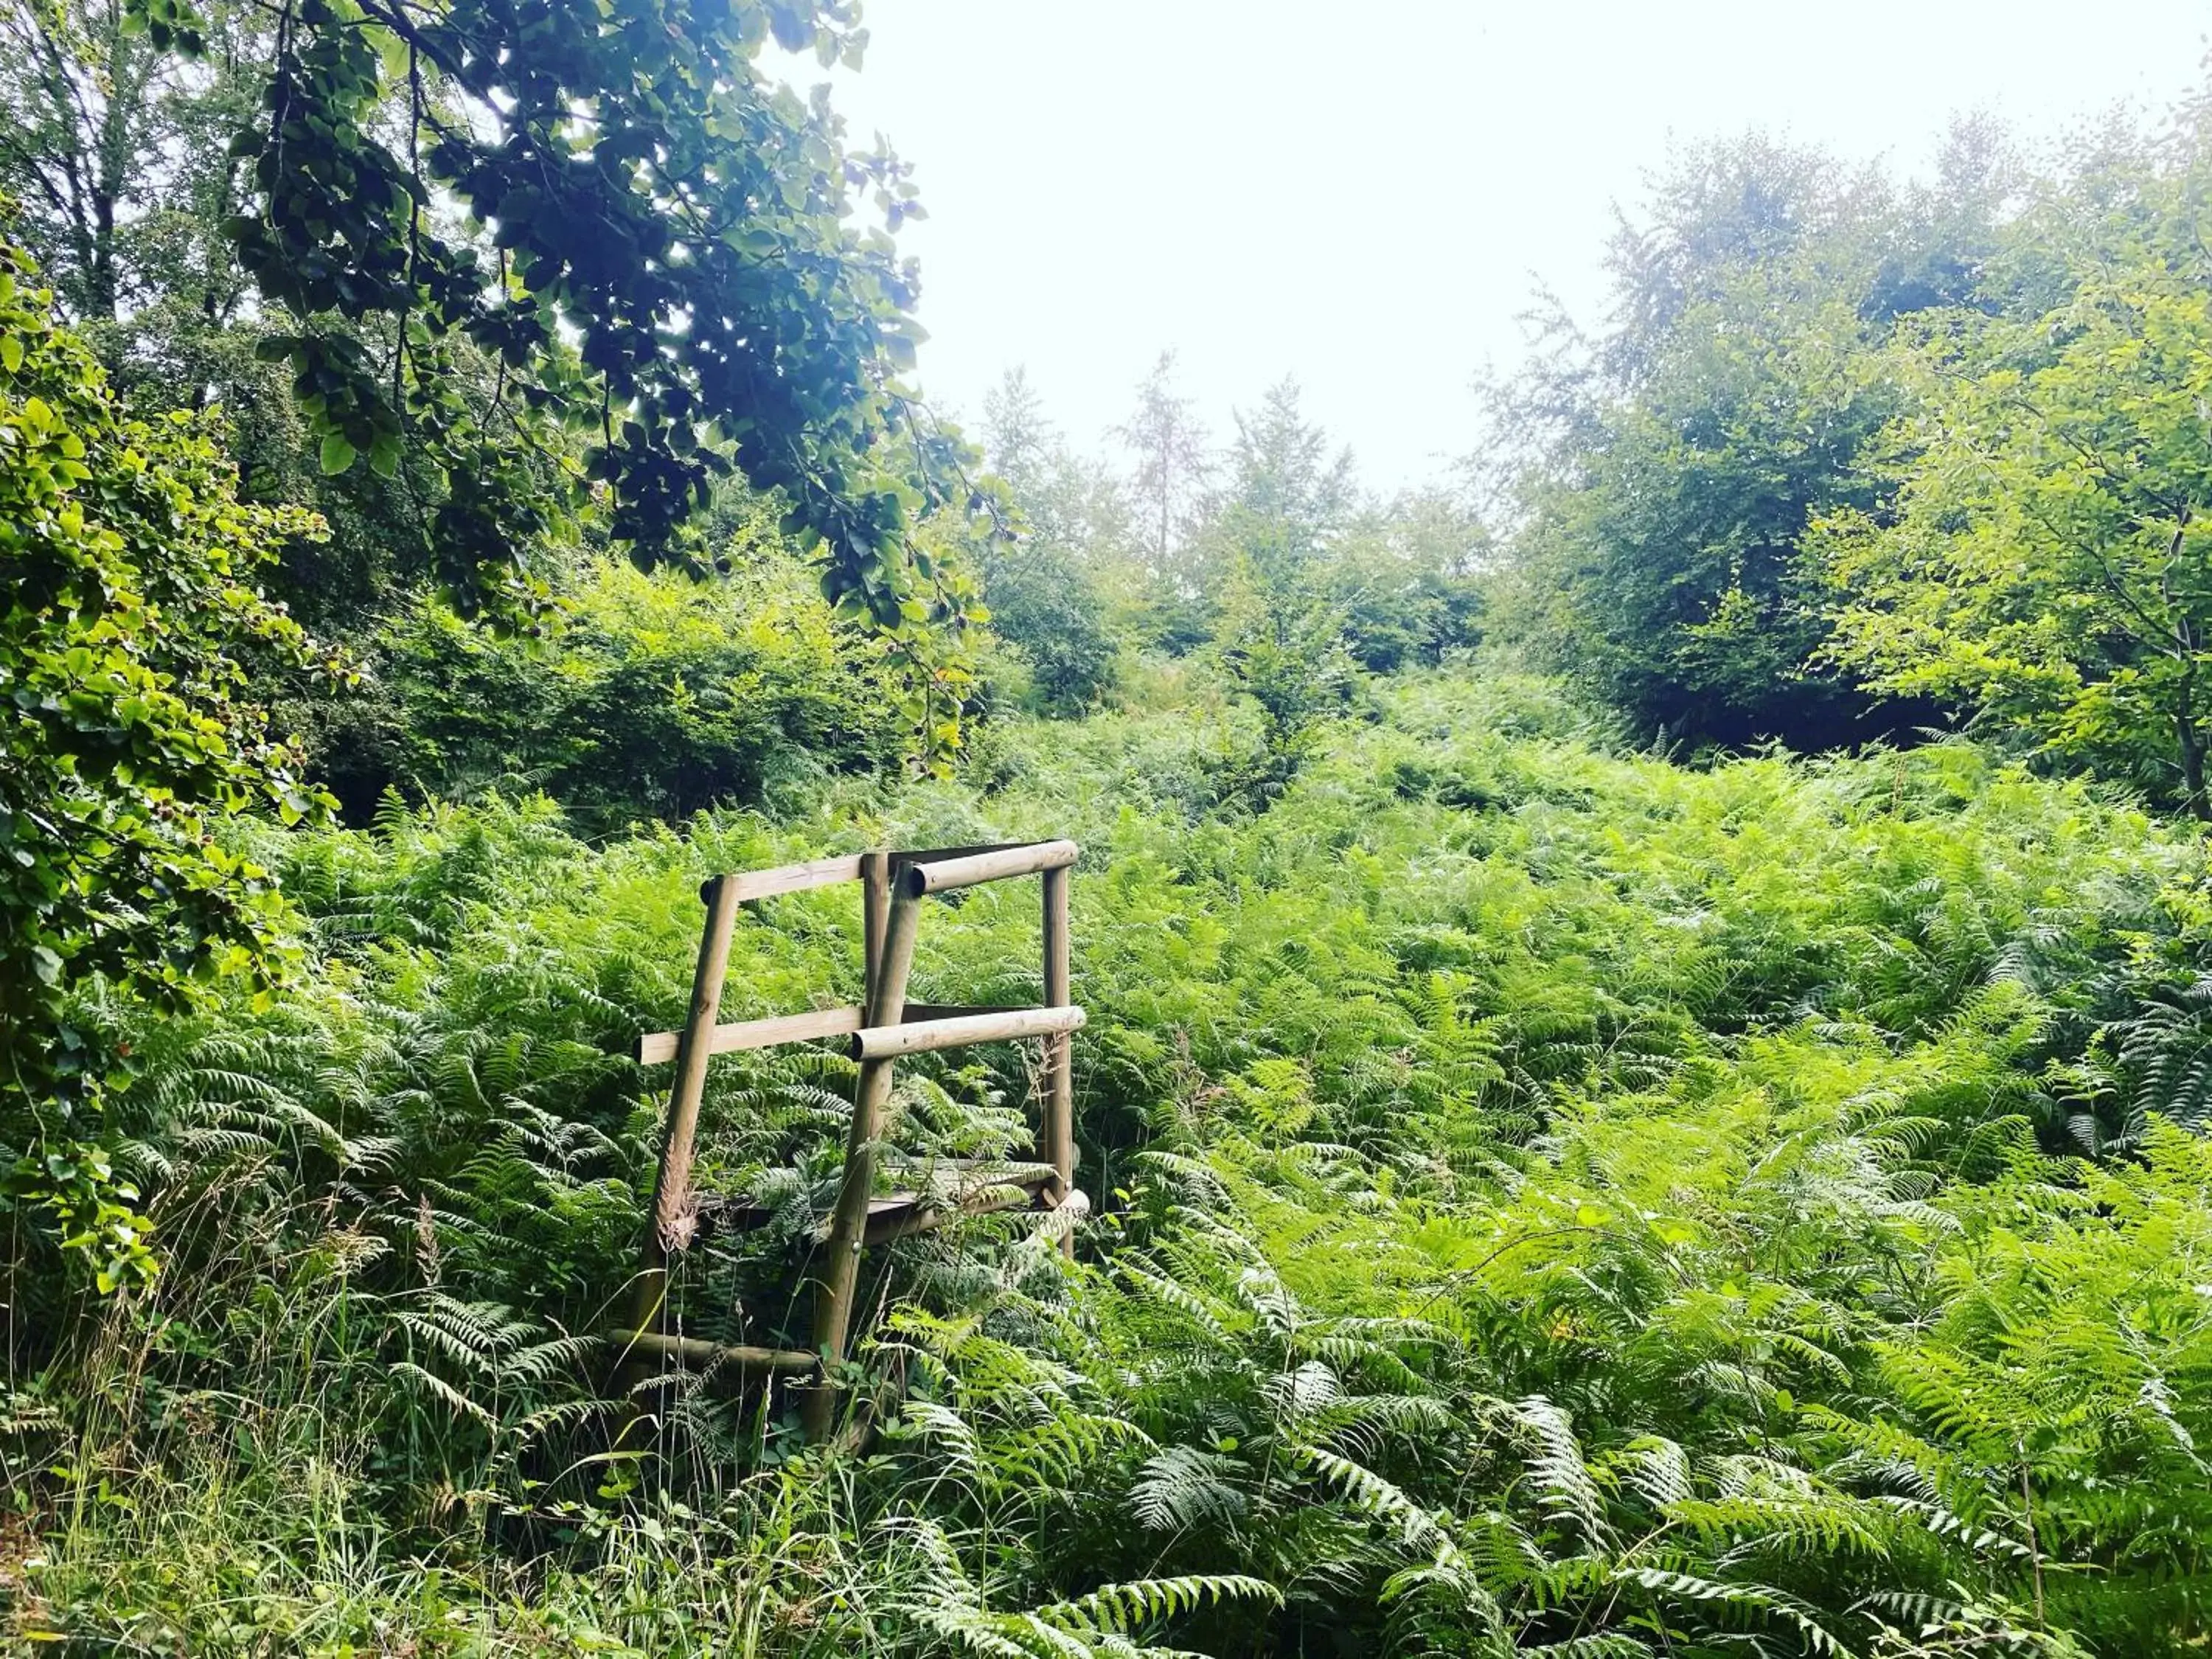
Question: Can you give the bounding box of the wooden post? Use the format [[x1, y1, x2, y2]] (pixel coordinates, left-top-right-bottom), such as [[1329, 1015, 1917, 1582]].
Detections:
[[1041, 862, 1074, 1250], [804, 887, 922, 1439], [860, 851, 889, 1009], [628, 875, 745, 1336]]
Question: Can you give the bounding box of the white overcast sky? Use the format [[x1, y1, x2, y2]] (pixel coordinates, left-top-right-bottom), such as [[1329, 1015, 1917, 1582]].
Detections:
[[820, 1, 2211, 493]]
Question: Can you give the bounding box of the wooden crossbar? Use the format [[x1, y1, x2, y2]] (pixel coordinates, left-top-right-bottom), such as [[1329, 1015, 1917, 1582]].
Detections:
[[849, 1004, 1085, 1061], [723, 854, 866, 902], [633, 1003, 1001, 1065], [701, 841, 1066, 910], [902, 839, 1079, 897]]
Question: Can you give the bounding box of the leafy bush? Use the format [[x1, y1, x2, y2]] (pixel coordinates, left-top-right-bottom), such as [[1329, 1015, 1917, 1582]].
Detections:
[[1823, 258, 2212, 818], [0, 243, 333, 1293], [307, 556, 909, 830], [976, 539, 1119, 715]]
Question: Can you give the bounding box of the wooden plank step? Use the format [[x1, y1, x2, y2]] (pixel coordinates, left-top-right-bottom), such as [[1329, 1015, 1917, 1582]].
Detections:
[[861, 1175, 1054, 1247], [858, 1179, 1088, 1247], [696, 1159, 1060, 1242]]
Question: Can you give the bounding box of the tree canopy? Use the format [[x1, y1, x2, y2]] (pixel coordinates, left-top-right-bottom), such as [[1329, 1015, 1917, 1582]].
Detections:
[[1498, 131, 2010, 749], [1826, 262, 2212, 817], [176, 0, 984, 727]]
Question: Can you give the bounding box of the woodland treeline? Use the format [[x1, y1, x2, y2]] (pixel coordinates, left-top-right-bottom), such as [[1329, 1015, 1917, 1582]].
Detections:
[[7, 0, 2212, 1651]]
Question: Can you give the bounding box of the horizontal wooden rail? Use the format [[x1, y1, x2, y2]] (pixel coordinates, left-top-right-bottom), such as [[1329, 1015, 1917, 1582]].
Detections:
[[902, 841, 1030, 864], [849, 1004, 1085, 1061], [684, 841, 1084, 914], [901, 840, 1079, 898], [866, 1183, 1042, 1246], [634, 1004, 1002, 1065], [637, 1003, 858, 1065], [604, 1330, 821, 1375], [713, 854, 866, 904], [699, 845, 1037, 910]]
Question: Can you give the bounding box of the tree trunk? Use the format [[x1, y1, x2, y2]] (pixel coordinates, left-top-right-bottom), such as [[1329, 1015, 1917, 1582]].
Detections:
[[2179, 712, 2210, 823], [2174, 589, 2209, 823]]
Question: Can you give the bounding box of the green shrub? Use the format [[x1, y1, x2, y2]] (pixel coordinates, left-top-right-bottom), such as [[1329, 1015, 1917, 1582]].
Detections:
[[978, 540, 1119, 715], [0, 242, 332, 1295], [309, 557, 908, 830]]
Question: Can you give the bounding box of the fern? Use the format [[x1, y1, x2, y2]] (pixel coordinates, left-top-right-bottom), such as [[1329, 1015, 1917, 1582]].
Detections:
[[29, 667, 2212, 1655]]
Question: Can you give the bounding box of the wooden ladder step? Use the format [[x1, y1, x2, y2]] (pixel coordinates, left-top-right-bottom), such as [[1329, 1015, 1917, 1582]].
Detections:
[[698, 1158, 1061, 1242], [860, 1172, 1065, 1247], [634, 1002, 1003, 1066], [605, 1330, 821, 1375]]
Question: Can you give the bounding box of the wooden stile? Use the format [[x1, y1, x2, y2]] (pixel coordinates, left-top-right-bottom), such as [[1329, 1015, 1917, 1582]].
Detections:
[[620, 836, 1085, 1442]]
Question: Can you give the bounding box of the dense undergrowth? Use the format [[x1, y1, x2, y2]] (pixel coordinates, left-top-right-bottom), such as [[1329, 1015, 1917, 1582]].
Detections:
[[11, 669, 2212, 1655], [296, 544, 911, 832]]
